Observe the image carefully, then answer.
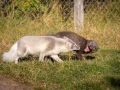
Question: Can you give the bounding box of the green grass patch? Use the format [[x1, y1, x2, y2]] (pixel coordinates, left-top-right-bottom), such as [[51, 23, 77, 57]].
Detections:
[[0, 1, 120, 89], [0, 49, 120, 90]]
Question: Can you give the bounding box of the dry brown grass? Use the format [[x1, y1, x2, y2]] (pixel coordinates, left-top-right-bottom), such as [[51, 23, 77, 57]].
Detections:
[[1, 16, 120, 55]]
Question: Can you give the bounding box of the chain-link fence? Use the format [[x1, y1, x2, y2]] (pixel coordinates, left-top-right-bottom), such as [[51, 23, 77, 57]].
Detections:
[[84, 0, 120, 29], [0, 0, 119, 26], [60, 0, 120, 30]]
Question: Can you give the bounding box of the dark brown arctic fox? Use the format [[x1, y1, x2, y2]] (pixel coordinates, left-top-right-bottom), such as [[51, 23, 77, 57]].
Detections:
[[50, 31, 99, 60]]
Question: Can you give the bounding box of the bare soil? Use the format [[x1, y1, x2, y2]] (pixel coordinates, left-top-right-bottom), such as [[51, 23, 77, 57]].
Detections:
[[0, 75, 34, 90]]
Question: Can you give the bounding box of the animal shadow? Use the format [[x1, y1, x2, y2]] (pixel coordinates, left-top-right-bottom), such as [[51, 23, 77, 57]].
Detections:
[[106, 76, 120, 88], [118, 50, 120, 54], [18, 55, 39, 62], [85, 55, 95, 60], [18, 54, 96, 62]]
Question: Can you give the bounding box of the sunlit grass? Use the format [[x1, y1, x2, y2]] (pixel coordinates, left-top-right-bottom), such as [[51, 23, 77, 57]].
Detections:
[[0, 49, 120, 90], [0, 1, 120, 89]]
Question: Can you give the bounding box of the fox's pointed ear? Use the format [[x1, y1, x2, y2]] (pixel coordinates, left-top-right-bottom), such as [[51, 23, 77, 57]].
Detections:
[[63, 36, 74, 43]]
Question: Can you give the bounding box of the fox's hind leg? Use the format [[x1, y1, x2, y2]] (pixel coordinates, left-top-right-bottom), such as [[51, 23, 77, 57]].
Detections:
[[17, 47, 27, 57], [50, 55, 63, 63], [17, 44, 27, 63]]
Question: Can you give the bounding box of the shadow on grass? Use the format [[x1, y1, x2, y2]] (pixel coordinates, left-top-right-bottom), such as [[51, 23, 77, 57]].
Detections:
[[18, 54, 96, 63], [118, 50, 120, 54], [18, 55, 38, 62], [19, 55, 55, 63], [106, 76, 120, 88], [85, 55, 95, 60]]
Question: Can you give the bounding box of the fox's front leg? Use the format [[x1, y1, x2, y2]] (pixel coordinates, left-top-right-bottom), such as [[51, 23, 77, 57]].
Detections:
[[50, 55, 63, 63], [39, 53, 45, 62], [15, 57, 19, 64]]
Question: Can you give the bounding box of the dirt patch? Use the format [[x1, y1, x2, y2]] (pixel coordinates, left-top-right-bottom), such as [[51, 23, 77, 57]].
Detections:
[[0, 75, 34, 90]]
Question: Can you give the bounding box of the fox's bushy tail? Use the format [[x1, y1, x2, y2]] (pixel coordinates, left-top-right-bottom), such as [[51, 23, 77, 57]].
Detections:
[[2, 42, 18, 63]]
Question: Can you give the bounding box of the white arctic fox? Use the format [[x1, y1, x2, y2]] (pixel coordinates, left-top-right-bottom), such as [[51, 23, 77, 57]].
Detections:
[[2, 36, 80, 64]]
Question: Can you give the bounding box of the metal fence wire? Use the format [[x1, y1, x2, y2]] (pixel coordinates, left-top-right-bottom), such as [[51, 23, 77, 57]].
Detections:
[[84, 0, 120, 25], [0, 0, 120, 25], [60, 0, 120, 28]]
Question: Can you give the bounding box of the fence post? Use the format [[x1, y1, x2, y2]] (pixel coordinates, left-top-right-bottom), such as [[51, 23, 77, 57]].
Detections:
[[74, 0, 84, 31]]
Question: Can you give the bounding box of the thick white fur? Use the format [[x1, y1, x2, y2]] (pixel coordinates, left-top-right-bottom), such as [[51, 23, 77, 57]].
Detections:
[[2, 36, 80, 64], [2, 42, 18, 63]]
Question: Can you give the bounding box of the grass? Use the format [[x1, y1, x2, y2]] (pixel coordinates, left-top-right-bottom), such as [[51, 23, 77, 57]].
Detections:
[[0, 49, 120, 90], [0, 2, 120, 89]]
